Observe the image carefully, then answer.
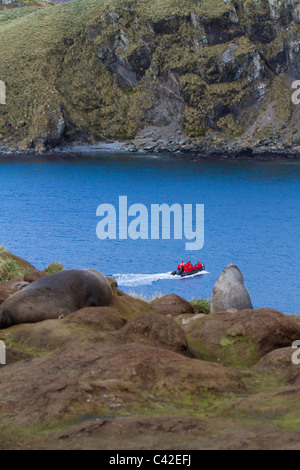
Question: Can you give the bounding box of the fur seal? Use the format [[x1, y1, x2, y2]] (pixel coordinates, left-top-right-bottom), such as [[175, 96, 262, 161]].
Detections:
[[0, 269, 113, 329]]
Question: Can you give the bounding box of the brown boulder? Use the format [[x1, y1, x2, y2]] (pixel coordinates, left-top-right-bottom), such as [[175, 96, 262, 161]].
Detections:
[[115, 312, 189, 354], [0, 292, 160, 361], [0, 283, 18, 304], [183, 308, 300, 367], [150, 294, 194, 317], [111, 290, 158, 320], [64, 306, 126, 331], [24, 270, 48, 283], [253, 346, 295, 369], [253, 346, 300, 385]]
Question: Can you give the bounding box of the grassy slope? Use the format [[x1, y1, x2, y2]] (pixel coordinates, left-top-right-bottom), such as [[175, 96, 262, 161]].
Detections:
[[0, 0, 230, 54], [0, 0, 230, 134], [0, 0, 298, 148]]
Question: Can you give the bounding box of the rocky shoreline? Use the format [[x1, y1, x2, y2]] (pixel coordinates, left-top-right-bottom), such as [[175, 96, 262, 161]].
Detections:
[[126, 123, 300, 158], [1, 136, 300, 161], [1, 121, 300, 160], [1, 250, 300, 449]]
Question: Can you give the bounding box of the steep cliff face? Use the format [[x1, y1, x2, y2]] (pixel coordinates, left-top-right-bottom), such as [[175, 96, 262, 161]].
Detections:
[[0, 0, 299, 153]]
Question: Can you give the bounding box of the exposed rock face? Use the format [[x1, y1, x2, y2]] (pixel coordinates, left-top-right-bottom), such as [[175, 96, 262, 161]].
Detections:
[[96, 29, 156, 90], [211, 264, 253, 313], [183, 307, 300, 366], [150, 293, 195, 317], [0, 0, 299, 153]]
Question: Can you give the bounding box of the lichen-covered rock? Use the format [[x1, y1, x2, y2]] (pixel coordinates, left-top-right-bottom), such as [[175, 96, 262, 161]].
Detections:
[[211, 264, 253, 313], [253, 345, 300, 384], [183, 307, 300, 367]]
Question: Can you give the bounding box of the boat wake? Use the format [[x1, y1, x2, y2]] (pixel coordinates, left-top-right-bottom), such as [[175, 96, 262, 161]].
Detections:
[[112, 270, 209, 287]]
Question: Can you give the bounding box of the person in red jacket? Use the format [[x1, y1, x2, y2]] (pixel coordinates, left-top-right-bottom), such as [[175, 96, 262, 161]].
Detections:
[[197, 262, 203, 269], [184, 263, 189, 273]]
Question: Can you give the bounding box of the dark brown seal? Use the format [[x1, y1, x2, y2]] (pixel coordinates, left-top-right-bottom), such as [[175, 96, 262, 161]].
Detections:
[[0, 269, 113, 328]]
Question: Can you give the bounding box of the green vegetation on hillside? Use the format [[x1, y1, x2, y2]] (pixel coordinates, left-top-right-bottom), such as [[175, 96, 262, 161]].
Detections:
[[0, 0, 298, 150], [43, 261, 64, 273]]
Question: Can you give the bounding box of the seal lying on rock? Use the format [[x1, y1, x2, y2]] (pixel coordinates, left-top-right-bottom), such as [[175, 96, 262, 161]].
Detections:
[[0, 269, 113, 328]]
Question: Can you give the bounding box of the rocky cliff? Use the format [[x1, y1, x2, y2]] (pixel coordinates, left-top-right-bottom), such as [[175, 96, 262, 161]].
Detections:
[[0, 0, 299, 155]]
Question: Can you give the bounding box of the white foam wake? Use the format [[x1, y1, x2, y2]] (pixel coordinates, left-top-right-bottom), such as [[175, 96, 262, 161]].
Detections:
[[112, 270, 209, 287]]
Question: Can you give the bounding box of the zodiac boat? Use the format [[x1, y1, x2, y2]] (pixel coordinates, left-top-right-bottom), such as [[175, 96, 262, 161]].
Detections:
[[171, 264, 205, 277]]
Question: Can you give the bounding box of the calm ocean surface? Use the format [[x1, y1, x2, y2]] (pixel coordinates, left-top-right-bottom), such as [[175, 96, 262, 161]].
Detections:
[[0, 152, 299, 314]]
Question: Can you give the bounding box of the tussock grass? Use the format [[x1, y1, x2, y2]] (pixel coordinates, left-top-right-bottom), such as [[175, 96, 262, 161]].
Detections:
[[0, 257, 24, 281], [190, 297, 210, 314], [43, 261, 64, 274], [151, 291, 164, 301], [128, 290, 163, 302], [127, 290, 149, 302]]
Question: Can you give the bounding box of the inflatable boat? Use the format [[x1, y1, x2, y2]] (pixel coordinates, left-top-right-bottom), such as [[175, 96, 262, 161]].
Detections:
[[171, 265, 205, 277]]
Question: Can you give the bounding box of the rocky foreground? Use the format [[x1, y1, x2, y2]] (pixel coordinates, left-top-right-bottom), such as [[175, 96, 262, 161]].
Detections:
[[0, 252, 300, 449]]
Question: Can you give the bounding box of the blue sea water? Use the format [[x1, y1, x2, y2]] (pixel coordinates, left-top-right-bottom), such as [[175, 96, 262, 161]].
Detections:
[[0, 152, 299, 314]]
